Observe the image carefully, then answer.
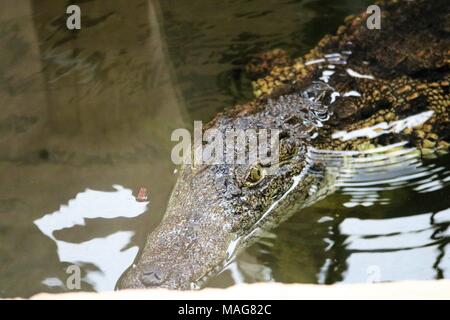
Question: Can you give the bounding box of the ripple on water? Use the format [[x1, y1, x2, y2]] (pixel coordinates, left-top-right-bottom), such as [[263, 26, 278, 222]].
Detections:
[[307, 141, 450, 208], [338, 206, 450, 283], [298, 143, 450, 284], [33, 185, 148, 291]]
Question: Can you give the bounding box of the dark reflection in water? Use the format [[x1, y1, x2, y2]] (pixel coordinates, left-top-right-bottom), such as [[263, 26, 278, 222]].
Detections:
[[3, 0, 449, 298], [161, 0, 372, 120]]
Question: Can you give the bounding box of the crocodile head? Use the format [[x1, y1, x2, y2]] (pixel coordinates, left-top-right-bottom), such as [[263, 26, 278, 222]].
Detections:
[[120, 84, 334, 289]]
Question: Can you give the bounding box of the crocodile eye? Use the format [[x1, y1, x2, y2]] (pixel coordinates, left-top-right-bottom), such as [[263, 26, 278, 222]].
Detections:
[[244, 164, 264, 187]]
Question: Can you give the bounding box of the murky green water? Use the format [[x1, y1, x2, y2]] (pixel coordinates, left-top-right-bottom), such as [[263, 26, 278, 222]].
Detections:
[[2, 0, 450, 298]]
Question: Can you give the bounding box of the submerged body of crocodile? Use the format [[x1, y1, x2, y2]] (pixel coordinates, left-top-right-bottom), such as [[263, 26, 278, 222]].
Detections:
[[121, 0, 450, 289]]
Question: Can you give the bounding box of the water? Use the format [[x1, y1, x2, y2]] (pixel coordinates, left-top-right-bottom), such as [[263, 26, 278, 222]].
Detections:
[[2, 0, 449, 298]]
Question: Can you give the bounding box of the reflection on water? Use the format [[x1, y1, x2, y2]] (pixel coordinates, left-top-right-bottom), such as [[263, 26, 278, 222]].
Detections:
[[310, 142, 450, 207], [209, 148, 450, 287], [34, 186, 147, 291], [1, 0, 449, 297], [340, 207, 450, 282], [160, 0, 373, 119], [0, 0, 185, 297]]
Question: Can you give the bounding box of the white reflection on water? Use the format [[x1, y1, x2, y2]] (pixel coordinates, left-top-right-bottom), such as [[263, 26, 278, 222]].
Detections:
[[337, 207, 450, 283], [307, 141, 450, 283], [34, 185, 148, 291], [308, 142, 450, 207]]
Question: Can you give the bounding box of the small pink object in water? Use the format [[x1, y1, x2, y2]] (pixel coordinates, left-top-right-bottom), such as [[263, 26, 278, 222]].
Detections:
[[136, 187, 148, 202]]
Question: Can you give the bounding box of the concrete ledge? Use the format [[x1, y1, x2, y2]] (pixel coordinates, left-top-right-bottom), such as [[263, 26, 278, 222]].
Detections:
[[27, 280, 450, 300]]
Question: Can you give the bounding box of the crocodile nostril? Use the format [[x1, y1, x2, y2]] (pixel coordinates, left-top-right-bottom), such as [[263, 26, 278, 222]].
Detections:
[[139, 265, 166, 287]]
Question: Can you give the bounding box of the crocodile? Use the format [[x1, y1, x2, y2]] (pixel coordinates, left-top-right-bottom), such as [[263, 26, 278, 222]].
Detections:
[[120, 0, 450, 289]]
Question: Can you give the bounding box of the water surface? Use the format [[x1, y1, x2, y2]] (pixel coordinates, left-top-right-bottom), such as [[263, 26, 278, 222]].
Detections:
[[3, 0, 449, 298]]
